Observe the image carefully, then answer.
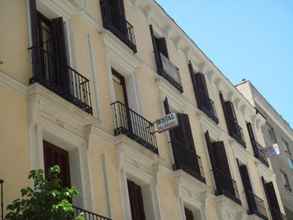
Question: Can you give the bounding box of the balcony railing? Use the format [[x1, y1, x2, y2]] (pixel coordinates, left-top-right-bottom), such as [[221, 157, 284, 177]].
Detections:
[[0, 179, 3, 220], [159, 53, 183, 92], [74, 206, 111, 220], [171, 140, 205, 183], [198, 98, 219, 124], [246, 190, 268, 220], [111, 101, 158, 154], [29, 47, 93, 114], [254, 142, 269, 167], [100, 0, 137, 52], [230, 122, 246, 147], [212, 168, 241, 205]]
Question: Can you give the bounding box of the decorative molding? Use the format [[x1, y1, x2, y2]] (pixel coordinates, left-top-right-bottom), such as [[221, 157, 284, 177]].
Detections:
[[0, 71, 28, 95]]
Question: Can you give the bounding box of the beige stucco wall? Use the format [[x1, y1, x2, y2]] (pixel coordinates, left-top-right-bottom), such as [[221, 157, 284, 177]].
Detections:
[[0, 0, 286, 220]]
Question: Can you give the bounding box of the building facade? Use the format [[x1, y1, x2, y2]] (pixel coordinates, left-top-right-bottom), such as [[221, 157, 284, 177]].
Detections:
[[237, 81, 293, 220], [0, 0, 287, 220]]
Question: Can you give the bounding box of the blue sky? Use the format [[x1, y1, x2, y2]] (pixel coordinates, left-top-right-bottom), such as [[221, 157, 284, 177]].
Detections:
[[155, 0, 293, 127]]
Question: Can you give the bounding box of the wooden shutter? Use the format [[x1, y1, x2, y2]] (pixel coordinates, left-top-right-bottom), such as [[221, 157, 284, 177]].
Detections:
[[262, 179, 282, 220], [220, 92, 238, 135], [127, 179, 146, 220], [51, 17, 70, 93], [184, 208, 194, 220], [238, 162, 257, 213], [247, 122, 258, 156], [189, 63, 210, 110], [43, 141, 71, 188], [205, 135, 235, 196], [157, 37, 169, 58], [150, 25, 163, 73], [29, 0, 41, 79]]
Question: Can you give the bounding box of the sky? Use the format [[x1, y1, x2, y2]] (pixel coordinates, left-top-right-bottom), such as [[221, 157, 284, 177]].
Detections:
[[155, 0, 293, 127]]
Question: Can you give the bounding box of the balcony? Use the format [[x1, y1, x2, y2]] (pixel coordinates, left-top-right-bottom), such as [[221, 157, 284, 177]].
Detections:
[[100, 0, 137, 53], [111, 101, 158, 154], [74, 206, 111, 220], [253, 142, 269, 167], [230, 123, 246, 147], [171, 141, 205, 183], [0, 179, 3, 220], [158, 53, 183, 92], [213, 168, 241, 205], [29, 47, 93, 114], [246, 190, 268, 220], [198, 98, 219, 124]]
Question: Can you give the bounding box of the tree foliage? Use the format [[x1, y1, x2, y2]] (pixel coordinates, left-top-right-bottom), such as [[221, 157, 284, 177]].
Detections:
[[6, 165, 84, 220]]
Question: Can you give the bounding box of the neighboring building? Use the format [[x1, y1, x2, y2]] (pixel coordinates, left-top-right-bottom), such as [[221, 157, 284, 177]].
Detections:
[[0, 0, 286, 220], [237, 80, 293, 220]]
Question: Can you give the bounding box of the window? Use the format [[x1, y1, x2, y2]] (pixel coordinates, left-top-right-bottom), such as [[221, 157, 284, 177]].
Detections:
[[189, 62, 218, 123], [127, 179, 146, 220], [280, 171, 292, 192], [149, 26, 182, 92], [184, 207, 194, 220]]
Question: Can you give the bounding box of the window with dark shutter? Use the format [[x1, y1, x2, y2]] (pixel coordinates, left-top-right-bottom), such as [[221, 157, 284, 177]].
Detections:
[[184, 208, 194, 220], [247, 122, 258, 156], [43, 141, 71, 188], [237, 161, 257, 214], [164, 98, 201, 179], [220, 92, 244, 146], [205, 132, 236, 200], [262, 178, 282, 220], [127, 179, 146, 220]]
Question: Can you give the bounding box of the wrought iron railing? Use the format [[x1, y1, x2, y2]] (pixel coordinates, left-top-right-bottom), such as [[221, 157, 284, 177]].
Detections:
[[230, 122, 246, 147], [100, 0, 137, 52], [198, 98, 219, 124], [0, 179, 3, 220], [171, 139, 205, 183], [74, 206, 111, 220], [158, 53, 183, 92], [111, 101, 158, 154], [253, 142, 269, 167], [212, 168, 241, 205], [29, 47, 93, 114], [246, 190, 268, 220]]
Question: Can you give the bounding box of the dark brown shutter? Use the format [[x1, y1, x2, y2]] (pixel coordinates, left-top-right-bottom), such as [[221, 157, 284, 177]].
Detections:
[[184, 208, 194, 220], [43, 141, 71, 188], [220, 92, 238, 135], [247, 122, 259, 156], [205, 134, 235, 197], [238, 161, 257, 213], [127, 180, 146, 220], [29, 0, 41, 80], [157, 37, 169, 58], [51, 17, 70, 93], [163, 97, 170, 114], [189, 63, 210, 109], [262, 178, 282, 220], [150, 25, 163, 73]]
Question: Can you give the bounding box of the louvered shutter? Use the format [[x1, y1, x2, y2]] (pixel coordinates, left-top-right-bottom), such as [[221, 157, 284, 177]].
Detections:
[[157, 37, 169, 58], [43, 141, 71, 188], [29, 0, 42, 80], [150, 25, 163, 74], [262, 179, 282, 220], [51, 17, 70, 94], [213, 141, 235, 196], [247, 122, 258, 156], [184, 208, 194, 220], [127, 180, 146, 220], [238, 162, 257, 213]]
